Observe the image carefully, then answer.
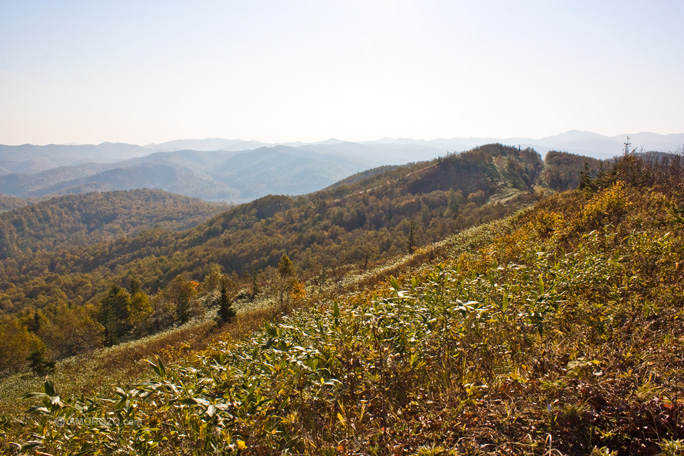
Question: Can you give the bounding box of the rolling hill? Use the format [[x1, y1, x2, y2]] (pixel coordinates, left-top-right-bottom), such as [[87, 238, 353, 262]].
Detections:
[[0, 144, 545, 361], [0, 144, 669, 369], [22, 163, 240, 201], [0, 163, 116, 196], [0, 142, 152, 174], [365, 131, 684, 160], [3, 145, 684, 455], [0, 146, 379, 203], [0, 189, 228, 259], [0, 195, 38, 212], [1, 131, 680, 204]]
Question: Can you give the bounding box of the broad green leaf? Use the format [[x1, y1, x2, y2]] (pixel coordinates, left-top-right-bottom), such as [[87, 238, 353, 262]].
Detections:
[[44, 379, 56, 397], [144, 355, 166, 378], [21, 441, 44, 452], [26, 406, 50, 414], [23, 392, 48, 400]]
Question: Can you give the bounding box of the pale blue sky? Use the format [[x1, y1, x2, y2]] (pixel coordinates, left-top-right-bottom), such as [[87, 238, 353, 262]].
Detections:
[[1, 0, 682, 145]]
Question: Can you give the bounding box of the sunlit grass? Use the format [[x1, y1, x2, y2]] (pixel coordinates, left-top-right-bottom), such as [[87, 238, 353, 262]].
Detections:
[[6, 177, 684, 454]]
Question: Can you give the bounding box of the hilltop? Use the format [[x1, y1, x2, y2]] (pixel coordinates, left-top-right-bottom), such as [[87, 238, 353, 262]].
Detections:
[[4, 147, 684, 455], [0, 144, 433, 203], [0, 189, 228, 258], [0, 144, 554, 372], [1, 131, 681, 203]]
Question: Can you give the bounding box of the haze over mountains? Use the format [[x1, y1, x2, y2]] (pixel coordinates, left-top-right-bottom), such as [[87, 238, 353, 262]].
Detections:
[[0, 131, 681, 203], [145, 130, 684, 159]]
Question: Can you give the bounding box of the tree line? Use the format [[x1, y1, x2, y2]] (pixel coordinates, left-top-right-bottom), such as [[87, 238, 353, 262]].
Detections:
[[1, 144, 639, 374]]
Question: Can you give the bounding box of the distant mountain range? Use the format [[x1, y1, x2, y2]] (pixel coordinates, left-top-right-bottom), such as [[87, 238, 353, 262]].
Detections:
[[144, 131, 684, 160], [0, 147, 373, 202], [0, 142, 444, 202], [0, 131, 681, 202], [383, 131, 684, 160], [0, 143, 151, 174]]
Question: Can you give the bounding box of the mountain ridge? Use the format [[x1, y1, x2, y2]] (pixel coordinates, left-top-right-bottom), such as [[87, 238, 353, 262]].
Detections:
[[0, 143, 547, 319], [4, 146, 684, 454], [0, 189, 227, 259], [1, 131, 681, 204]]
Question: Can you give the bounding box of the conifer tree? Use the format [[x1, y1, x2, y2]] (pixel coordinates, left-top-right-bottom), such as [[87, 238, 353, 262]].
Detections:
[[166, 275, 197, 325], [250, 270, 260, 299], [26, 349, 55, 376], [101, 284, 131, 346], [579, 161, 592, 190], [28, 312, 40, 333], [216, 283, 236, 325], [129, 277, 141, 295], [407, 221, 417, 253]]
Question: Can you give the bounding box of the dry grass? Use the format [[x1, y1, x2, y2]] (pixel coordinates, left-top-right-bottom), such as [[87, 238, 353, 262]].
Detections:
[[0, 306, 279, 420]]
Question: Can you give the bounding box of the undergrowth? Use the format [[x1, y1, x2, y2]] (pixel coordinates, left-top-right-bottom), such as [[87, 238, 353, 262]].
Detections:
[[8, 176, 684, 454]]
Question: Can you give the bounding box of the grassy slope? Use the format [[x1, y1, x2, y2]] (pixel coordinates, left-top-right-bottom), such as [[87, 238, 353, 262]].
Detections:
[[0, 308, 279, 418], [0, 144, 539, 316], [6, 177, 684, 455]]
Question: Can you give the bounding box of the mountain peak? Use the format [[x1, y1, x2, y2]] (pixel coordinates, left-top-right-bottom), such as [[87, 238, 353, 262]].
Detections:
[[313, 138, 344, 145]]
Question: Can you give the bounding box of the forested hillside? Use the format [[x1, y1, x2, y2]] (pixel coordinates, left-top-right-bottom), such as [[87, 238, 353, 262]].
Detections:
[[1, 144, 666, 382], [0, 144, 547, 373], [539, 150, 603, 191], [0, 195, 37, 212], [0, 189, 227, 258], [0, 143, 151, 174], [0, 145, 378, 203], [0, 163, 115, 196], [5, 147, 684, 455]]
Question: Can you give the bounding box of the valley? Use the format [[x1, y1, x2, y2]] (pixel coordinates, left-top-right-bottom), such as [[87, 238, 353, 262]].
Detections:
[[0, 144, 683, 454], [3, 1, 683, 452]]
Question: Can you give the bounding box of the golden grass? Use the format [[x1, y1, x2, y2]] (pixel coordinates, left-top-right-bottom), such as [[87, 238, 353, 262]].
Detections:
[[0, 306, 279, 420]]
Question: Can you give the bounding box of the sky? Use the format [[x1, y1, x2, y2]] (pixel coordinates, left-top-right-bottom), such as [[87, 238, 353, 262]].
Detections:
[[0, 0, 682, 146]]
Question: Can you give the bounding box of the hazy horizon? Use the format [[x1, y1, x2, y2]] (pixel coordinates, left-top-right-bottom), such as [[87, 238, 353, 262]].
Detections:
[[1, 129, 682, 149], [2, 0, 683, 145]]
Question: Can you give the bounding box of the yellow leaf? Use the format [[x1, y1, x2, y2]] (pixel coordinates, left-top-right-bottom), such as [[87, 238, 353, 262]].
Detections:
[[237, 440, 247, 450]]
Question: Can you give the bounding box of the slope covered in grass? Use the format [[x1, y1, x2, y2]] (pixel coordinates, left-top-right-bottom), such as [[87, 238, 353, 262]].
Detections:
[[1, 144, 546, 378], [8, 151, 684, 455], [0, 144, 540, 316]]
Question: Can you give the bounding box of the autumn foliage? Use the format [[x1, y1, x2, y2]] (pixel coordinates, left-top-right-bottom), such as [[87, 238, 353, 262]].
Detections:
[[7, 149, 684, 454]]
